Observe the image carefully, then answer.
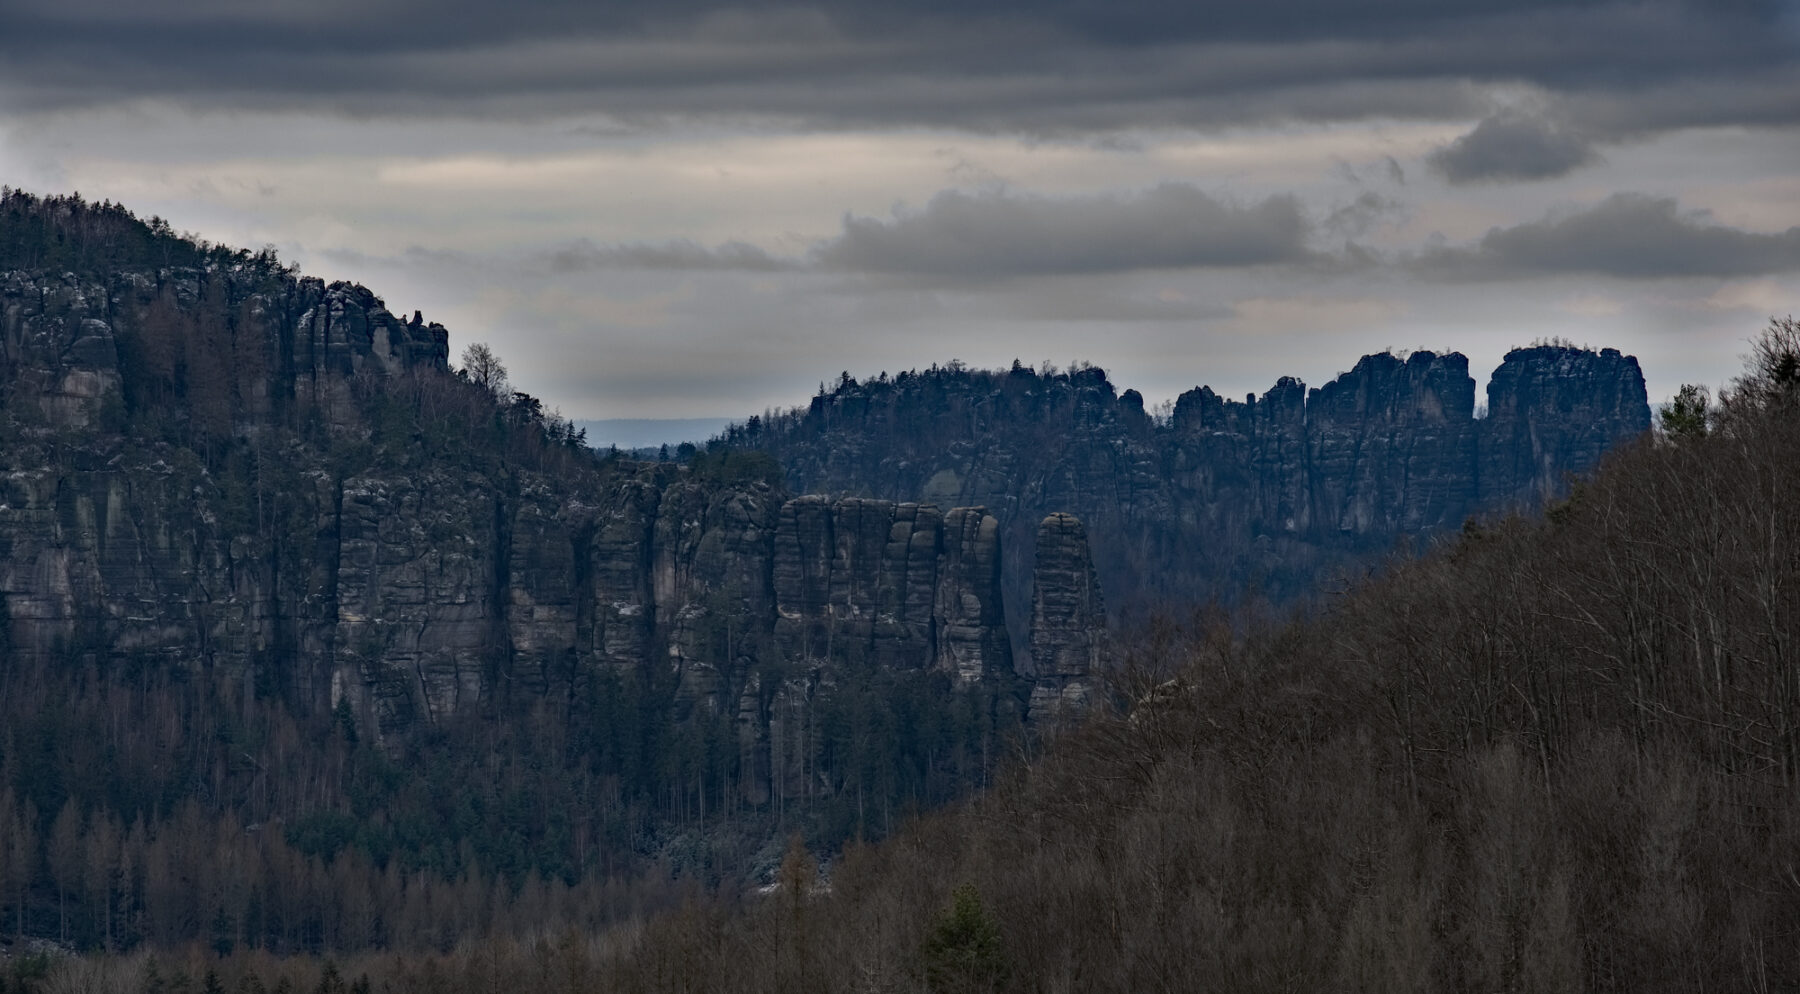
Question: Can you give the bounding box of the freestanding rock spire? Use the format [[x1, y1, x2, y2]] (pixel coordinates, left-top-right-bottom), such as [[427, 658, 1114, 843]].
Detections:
[[1027, 512, 1108, 723]]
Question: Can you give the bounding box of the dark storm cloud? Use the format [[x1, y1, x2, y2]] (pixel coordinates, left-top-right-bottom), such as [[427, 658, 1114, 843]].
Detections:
[[813, 185, 1312, 277], [0, 1, 1793, 133], [1427, 110, 1599, 183], [1419, 193, 1800, 279], [546, 238, 796, 272]]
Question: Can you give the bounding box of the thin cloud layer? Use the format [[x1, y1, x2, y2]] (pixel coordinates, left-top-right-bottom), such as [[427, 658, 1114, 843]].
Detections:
[[536, 184, 1317, 279], [523, 184, 1800, 287], [815, 185, 1312, 277], [547, 238, 796, 272], [1420, 193, 1800, 280], [1428, 110, 1599, 183]]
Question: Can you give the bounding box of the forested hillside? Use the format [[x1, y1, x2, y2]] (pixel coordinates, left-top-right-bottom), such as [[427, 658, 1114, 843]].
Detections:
[[0, 191, 1033, 959], [87, 317, 1787, 994], [577, 318, 1792, 993]]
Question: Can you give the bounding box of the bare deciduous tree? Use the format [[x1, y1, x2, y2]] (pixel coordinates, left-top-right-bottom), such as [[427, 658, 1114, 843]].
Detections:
[[460, 342, 509, 398]]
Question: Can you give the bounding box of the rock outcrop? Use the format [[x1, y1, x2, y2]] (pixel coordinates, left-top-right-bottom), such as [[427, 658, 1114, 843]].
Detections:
[[1303, 350, 1479, 535], [0, 256, 1067, 806], [1027, 513, 1107, 722], [936, 506, 1012, 687], [1479, 345, 1651, 506], [770, 496, 1009, 680], [733, 348, 1651, 619]]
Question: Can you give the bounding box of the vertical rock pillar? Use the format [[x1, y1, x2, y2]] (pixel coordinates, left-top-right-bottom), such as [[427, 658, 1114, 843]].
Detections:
[[935, 507, 1012, 685], [1027, 512, 1108, 723]]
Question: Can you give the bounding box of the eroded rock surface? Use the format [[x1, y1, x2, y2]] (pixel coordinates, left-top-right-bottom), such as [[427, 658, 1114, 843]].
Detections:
[[770, 496, 1010, 680], [0, 264, 1051, 803], [1027, 512, 1107, 723], [735, 348, 1651, 615]]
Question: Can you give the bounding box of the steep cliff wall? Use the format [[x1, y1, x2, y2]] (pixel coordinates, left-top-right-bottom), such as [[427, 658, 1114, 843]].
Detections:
[[0, 257, 1051, 807], [770, 496, 1010, 680], [0, 198, 1652, 813], [1479, 345, 1652, 506], [735, 348, 1652, 617]]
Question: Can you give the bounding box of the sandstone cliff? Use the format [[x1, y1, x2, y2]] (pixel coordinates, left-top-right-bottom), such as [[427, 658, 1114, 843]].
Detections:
[[0, 212, 1056, 810], [0, 194, 1654, 815], [732, 348, 1651, 621]]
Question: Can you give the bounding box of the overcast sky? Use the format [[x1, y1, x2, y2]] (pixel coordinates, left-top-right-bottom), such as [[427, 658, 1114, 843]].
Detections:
[[2, 0, 1797, 418]]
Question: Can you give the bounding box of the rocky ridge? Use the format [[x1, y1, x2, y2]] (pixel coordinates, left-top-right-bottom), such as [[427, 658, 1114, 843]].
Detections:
[[0, 258, 1110, 807], [729, 347, 1652, 625], [0, 195, 1651, 812]]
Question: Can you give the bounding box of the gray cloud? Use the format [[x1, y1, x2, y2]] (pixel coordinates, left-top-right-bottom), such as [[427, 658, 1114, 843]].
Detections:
[[1428, 110, 1599, 183], [1420, 193, 1800, 279], [531, 185, 1314, 280], [814, 185, 1312, 278], [546, 238, 796, 272], [542, 186, 1800, 286], [1556, 64, 1800, 136], [0, 2, 1792, 135], [1322, 191, 1407, 240]]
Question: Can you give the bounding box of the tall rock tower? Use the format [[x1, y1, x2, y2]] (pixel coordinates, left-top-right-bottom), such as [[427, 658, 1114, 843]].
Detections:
[[1479, 345, 1651, 507], [1027, 512, 1108, 723]]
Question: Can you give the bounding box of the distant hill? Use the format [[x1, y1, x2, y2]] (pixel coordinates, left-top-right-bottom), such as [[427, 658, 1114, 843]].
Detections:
[[575, 417, 733, 451]]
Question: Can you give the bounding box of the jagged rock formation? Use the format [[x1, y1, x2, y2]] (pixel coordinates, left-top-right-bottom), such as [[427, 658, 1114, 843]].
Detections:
[[0, 248, 1068, 807], [0, 195, 1653, 813], [0, 266, 451, 686], [1298, 350, 1478, 534], [729, 349, 1652, 624], [1027, 513, 1107, 722]]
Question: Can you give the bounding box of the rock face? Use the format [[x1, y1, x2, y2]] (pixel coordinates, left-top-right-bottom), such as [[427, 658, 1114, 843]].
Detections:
[[770, 496, 1010, 680], [733, 348, 1651, 621], [0, 259, 1072, 806], [1027, 513, 1107, 722], [0, 266, 453, 698], [1479, 345, 1651, 507], [937, 506, 1012, 687], [1302, 350, 1479, 535]]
